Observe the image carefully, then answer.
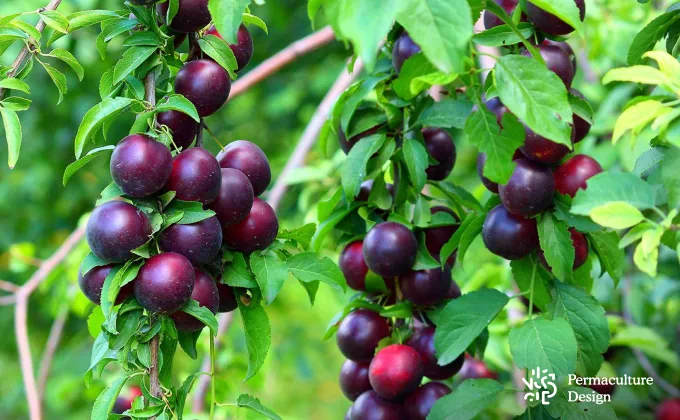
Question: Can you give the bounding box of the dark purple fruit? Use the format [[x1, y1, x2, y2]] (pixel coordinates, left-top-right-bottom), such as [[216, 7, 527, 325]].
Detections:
[[407, 326, 464, 380], [554, 154, 603, 198], [134, 252, 195, 314], [656, 398, 680, 420], [422, 128, 456, 181], [477, 153, 499, 194], [156, 110, 199, 150], [159, 216, 222, 265], [459, 355, 499, 380], [526, 0, 586, 36], [175, 59, 231, 117], [404, 382, 451, 420], [222, 198, 278, 253], [363, 222, 417, 278], [170, 268, 219, 331], [521, 44, 575, 88], [209, 168, 254, 227], [482, 205, 539, 260], [337, 309, 391, 361], [110, 134, 172, 198], [351, 391, 402, 420], [399, 266, 452, 306], [484, 0, 521, 30], [570, 89, 592, 143], [499, 159, 555, 218], [216, 282, 238, 312], [86, 201, 152, 263], [205, 24, 254, 71], [157, 0, 210, 33], [340, 360, 372, 401], [369, 344, 424, 401], [424, 206, 459, 262], [446, 279, 461, 300], [217, 140, 271, 197], [78, 264, 133, 305], [166, 147, 222, 205], [356, 180, 394, 202], [520, 125, 572, 165], [544, 40, 576, 71], [339, 241, 370, 291], [392, 32, 421, 74]]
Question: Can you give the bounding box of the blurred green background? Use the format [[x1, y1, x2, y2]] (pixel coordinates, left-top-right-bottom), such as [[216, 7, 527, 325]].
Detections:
[[1, 1, 679, 419]]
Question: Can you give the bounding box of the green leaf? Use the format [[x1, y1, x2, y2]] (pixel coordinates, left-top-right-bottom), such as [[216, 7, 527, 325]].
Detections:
[[156, 94, 200, 122], [179, 299, 218, 335], [113, 46, 157, 85], [1, 97, 31, 112], [472, 23, 534, 47], [123, 31, 162, 47], [39, 10, 69, 34], [525, 0, 584, 34], [546, 386, 619, 419], [427, 379, 504, 420], [250, 252, 288, 305], [456, 213, 485, 264], [209, 0, 251, 44], [396, 0, 473, 74], [627, 9, 680, 65], [417, 98, 473, 129], [464, 108, 524, 184], [63, 145, 114, 185], [612, 100, 669, 144], [0, 77, 30, 93], [238, 298, 271, 381], [277, 223, 317, 248], [510, 255, 552, 312], [662, 147, 680, 209], [223, 253, 258, 288], [393, 53, 457, 100], [286, 252, 345, 292], [197, 35, 238, 78], [242, 13, 268, 33], [494, 54, 572, 146], [538, 212, 574, 280], [509, 317, 578, 376], [402, 138, 429, 193], [337, 0, 399, 71], [571, 172, 656, 215], [341, 134, 386, 201], [164, 200, 215, 225], [588, 231, 624, 286], [0, 107, 21, 168], [236, 394, 282, 420], [590, 202, 645, 229], [434, 289, 509, 365], [602, 66, 669, 86], [87, 306, 105, 338], [176, 372, 201, 415], [177, 330, 201, 359], [91, 375, 130, 420], [39, 61, 67, 104], [45, 48, 84, 81], [550, 283, 609, 377], [74, 97, 134, 158]]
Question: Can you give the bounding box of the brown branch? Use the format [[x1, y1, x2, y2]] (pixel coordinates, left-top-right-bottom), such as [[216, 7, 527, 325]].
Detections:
[[0, 279, 19, 293], [227, 26, 335, 101], [37, 287, 72, 398], [0, 0, 63, 100]]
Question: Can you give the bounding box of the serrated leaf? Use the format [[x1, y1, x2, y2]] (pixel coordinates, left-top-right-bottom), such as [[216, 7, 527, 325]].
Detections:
[[571, 172, 655, 215], [509, 317, 577, 376], [434, 289, 509, 365], [179, 299, 218, 335], [39, 61, 67, 104], [91, 376, 130, 420], [250, 252, 288, 304], [236, 394, 282, 420], [1, 107, 21, 168], [63, 145, 114, 185], [286, 252, 345, 292], [526, 0, 583, 34], [39, 10, 69, 34], [403, 138, 429, 193], [472, 23, 534, 47], [223, 253, 258, 288], [612, 100, 669, 144], [0, 77, 30, 93], [197, 35, 238, 78], [341, 134, 386, 201], [238, 298, 271, 381], [393, 53, 458, 100], [242, 13, 268, 33], [627, 10, 680, 65], [538, 212, 574, 280], [113, 46, 156, 85], [156, 94, 200, 122], [428, 379, 503, 420], [588, 231, 624, 286], [74, 97, 134, 158], [417, 98, 472, 129], [277, 223, 316, 248], [209, 0, 251, 44], [511, 255, 553, 312]]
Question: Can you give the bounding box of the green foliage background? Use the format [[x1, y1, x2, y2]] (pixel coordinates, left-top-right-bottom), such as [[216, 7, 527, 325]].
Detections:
[[0, 0, 679, 419]]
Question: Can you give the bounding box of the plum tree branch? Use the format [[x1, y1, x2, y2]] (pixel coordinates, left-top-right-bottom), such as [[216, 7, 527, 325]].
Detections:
[[38, 286, 73, 398], [0, 0, 63, 100]]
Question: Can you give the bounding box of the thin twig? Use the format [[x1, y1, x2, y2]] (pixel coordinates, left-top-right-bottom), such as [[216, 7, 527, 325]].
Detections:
[[0, 279, 19, 293], [227, 26, 335, 101], [196, 117, 204, 147], [0, 0, 63, 100], [0, 294, 16, 305], [37, 287, 73, 397]]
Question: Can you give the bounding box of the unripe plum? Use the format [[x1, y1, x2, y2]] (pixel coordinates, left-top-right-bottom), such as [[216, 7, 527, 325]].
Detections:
[[156, 110, 199, 150], [216, 282, 238, 312], [175, 59, 231, 117], [110, 134, 172, 198], [422, 128, 456, 181], [157, 0, 211, 33], [78, 264, 133, 305], [166, 147, 222, 205], [424, 206, 459, 262], [159, 216, 222, 265], [553, 154, 603, 198], [363, 222, 418, 278], [521, 44, 575, 88], [407, 326, 464, 380], [351, 391, 403, 420], [484, 0, 521, 30], [404, 382, 451, 420], [369, 344, 424, 400], [399, 266, 452, 306], [222, 198, 278, 253], [217, 140, 271, 196], [86, 201, 152, 263], [337, 309, 390, 361], [134, 252, 195, 314], [170, 268, 219, 331], [210, 168, 254, 227], [205, 25, 254, 71], [499, 159, 555, 218], [482, 205, 539, 260], [392, 32, 421, 74], [526, 0, 586, 36], [340, 359, 372, 401], [339, 241, 370, 291]]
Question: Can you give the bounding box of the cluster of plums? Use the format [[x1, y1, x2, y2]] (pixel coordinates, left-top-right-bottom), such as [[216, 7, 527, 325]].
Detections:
[[80, 137, 277, 330]]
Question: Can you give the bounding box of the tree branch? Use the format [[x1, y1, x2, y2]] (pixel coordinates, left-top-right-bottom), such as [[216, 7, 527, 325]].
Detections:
[[0, 0, 63, 100], [38, 287, 73, 398], [228, 26, 335, 101]]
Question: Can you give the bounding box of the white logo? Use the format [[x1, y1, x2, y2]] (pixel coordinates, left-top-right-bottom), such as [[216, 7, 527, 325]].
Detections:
[[522, 368, 557, 405]]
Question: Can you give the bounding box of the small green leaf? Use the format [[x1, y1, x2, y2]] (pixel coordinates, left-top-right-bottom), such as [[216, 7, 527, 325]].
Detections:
[[250, 252, 288, 304], [197, 35, 238, 78], [236, 394, 282, 420], [74, 97, 134, 158], [0, 78, 30, 93], [113, 46, 157, 85], [427, 379, 503, 420], [571, 172, 656, 215], [242, 13, 268, 33], [238, 297, 271, 381], [45, 48, 84, 81], [209, 0, 251, 44], [39, 61, 67, 104], [223, 253, 258, 288], [156, 94, 200, 122], [402, 138, 429, 193], [1, 107, 22, 168], [538, 212, 574, 280], [590, 202, 645, 229], [509, 317, 578, 376], [39, 10, 69, 33], [588, 231, 624, 286], [63, 145, 114, 185], [179, 299, 218, 335], [286, 252, 346, 292], [417, 98, 473, 129], [91, 376, 131, 420], [341, 134, 387, 201]]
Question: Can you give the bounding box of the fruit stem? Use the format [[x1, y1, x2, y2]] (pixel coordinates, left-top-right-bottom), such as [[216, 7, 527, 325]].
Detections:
[[209, 333, 216, 420], [197, 117, 204, 147]]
